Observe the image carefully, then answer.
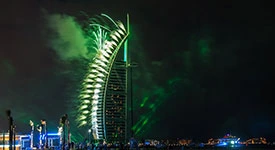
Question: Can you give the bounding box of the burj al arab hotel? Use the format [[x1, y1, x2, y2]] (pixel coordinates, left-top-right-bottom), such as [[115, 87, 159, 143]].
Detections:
[[76, 14, 132, 143]]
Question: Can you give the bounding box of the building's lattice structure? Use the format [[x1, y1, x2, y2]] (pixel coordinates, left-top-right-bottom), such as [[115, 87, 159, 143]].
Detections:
[[76, 14, 129, 143], [105, 60, 127, 142]]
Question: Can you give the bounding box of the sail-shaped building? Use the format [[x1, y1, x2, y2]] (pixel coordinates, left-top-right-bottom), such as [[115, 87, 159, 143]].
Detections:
[[76, 14, 131, 143]]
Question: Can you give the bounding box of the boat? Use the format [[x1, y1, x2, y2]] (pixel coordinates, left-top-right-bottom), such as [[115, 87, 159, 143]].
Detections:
[[216, 133, 241, 147]]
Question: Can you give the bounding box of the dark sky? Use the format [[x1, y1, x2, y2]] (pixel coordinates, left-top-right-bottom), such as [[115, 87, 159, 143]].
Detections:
[[1, 0, 274, 142]]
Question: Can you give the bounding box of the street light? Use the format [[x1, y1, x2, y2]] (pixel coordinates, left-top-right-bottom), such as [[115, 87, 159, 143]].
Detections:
[[6, 109, 13, 150], [88, 129, 91, 143]]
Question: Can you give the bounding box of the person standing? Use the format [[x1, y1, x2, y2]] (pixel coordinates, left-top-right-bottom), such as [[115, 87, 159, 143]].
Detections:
[[41, 119, 48, 148], [29, 120, 34, 149], [37, 119, 47, 149]]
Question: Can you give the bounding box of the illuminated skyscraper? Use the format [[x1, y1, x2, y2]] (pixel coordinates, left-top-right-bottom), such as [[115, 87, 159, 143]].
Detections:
[[105, 60, 127, 142], [76, 14, 130, 143]]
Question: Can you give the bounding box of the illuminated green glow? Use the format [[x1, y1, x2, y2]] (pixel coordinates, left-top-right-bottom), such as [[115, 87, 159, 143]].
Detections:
[[168, 77, 182, 86], [130, 31, 217, 138], [198, 39, 210, 56], [198, 40, 209, 64], [46, 13, 90, 60], [132, 87, 168, 137], [124, 40, 128, 62], [124, 14, 129, 62], [142, 118, 148, 126], [140, 96, 149, 107], [149, 103, 155, 109]]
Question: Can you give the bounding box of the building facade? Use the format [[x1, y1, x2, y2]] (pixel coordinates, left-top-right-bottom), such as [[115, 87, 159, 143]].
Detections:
[[76, 14, 130, 143], [105, 60, 127, 142]]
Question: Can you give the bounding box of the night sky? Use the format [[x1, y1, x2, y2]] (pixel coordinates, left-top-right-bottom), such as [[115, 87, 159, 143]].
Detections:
[[1, 0, 274, 142]]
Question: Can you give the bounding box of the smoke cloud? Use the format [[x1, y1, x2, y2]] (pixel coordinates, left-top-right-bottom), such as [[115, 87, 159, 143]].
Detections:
[[43, 10, 92, 61]]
